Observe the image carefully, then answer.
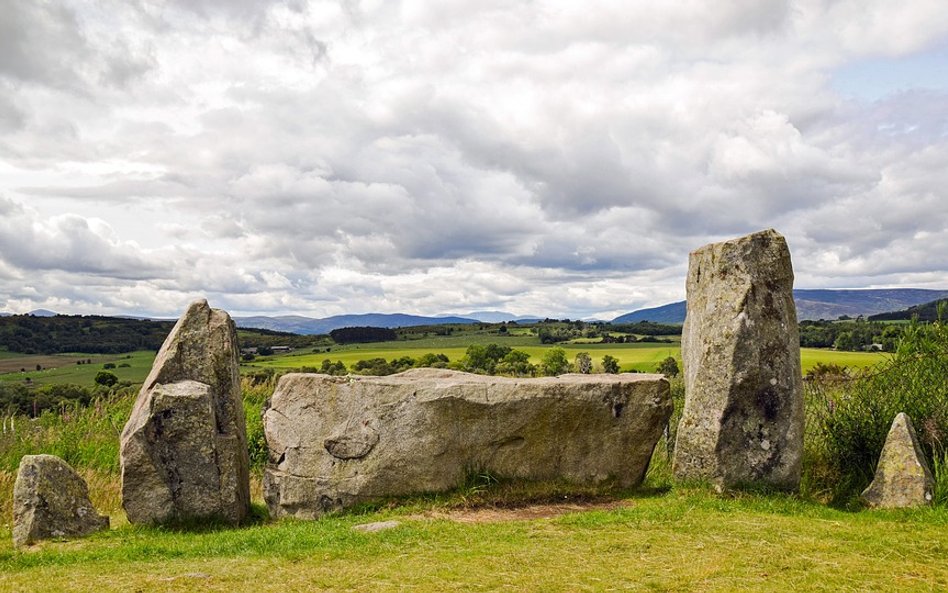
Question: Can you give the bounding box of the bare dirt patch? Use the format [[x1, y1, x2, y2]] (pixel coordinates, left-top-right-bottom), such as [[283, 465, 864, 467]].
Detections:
[[415, 499, 630, 523]]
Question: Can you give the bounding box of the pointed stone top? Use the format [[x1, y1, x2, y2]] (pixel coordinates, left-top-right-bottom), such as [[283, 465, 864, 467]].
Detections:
[[862, 412, 934, 508]]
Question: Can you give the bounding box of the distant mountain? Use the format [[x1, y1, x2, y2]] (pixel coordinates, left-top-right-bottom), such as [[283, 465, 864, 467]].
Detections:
[[869, 298, 948, 322], [456, 311, 542, 323], [0, 312, 11, 317], [613, 288, 948, 324], [612, 301, 687, 324], [28, 309, 58, 317], [793, 289, 948, 321], [233, 313, 480, 335]]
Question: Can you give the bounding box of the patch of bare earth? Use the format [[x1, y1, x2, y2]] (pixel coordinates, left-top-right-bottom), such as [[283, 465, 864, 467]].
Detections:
[[415, 499, 630, 523]]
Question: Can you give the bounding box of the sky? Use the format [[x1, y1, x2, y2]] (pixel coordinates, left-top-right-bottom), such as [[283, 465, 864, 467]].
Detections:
[[1, 0, 947, 320]]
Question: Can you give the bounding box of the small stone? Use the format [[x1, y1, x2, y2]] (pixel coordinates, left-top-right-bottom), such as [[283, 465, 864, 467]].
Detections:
[[12, 455, 109, 547], [352, 520, 401, 533], [862, 413, 935, 508]]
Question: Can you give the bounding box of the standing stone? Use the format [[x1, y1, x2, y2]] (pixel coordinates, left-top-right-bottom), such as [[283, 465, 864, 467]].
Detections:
[[862, 413, 935, 508], [263, 369, 672, 519], [12, 455, 109, 547], [120, 299, 250, 525], [673, 229, 803, 490]]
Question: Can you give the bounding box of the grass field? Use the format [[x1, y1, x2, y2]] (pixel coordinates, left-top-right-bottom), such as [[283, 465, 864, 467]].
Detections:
[[0, 342, 886, 387], [246, 343, 885, 375], [0, 351, 157, 386], [0, 481, 945, 592]]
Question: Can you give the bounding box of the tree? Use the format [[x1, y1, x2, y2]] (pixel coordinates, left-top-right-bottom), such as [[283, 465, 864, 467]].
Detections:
[[495, 350, 536, 377], [656, 356, 679, 377], [574, 352, 592, 374], [416, 353, 450, 368], [94, 371, 118, 387], [319, 359, 348, 375], [601, 354, 620, 374], [540, 347, 570, 376]]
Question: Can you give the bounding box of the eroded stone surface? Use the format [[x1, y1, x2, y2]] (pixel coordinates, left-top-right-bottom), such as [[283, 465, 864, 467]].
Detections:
[[673, 229, 804, 490], [12, 454, 109, 547], [263, 369, 671, 519], [120, 299, 250, 525], [862, 413, 935, 508]]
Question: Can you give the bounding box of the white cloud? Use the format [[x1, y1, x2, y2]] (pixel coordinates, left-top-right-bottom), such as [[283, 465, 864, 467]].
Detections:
[[0, 0, 946, 318]]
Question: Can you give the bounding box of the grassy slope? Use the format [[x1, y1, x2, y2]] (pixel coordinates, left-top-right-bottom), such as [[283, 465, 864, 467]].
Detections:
[[0, 487, 945, 592], [0, 351, 156, 386]]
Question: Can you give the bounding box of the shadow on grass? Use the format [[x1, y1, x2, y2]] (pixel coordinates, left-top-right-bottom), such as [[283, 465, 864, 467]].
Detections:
[[135, 501, 271, 534]]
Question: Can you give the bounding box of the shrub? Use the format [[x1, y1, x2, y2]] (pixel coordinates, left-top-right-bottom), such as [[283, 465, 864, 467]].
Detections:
[[805, 318, 948, 505], [656, 356, 679, 377], [539, 347, 570, 376], [601, 355, 620, 374], [94, 371, 119, 387]]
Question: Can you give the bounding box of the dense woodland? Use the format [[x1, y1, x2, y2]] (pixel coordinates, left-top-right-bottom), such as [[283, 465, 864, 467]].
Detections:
[[0, 314, 326, 354]]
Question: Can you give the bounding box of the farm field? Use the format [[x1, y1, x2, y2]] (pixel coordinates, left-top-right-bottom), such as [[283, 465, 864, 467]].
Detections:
[[0, 351, 157, 386], [247, 342, 885, 375], [0, 343, 886, 388]]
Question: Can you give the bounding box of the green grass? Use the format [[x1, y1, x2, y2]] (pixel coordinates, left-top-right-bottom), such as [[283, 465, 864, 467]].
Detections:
[[0, 351, 157, 387], [0, 485, 945, 592], [248, 343, 884, 375]]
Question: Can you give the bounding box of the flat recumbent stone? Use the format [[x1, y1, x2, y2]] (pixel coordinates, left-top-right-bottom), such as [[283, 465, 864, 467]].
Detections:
[[263, 369, 672, 519]]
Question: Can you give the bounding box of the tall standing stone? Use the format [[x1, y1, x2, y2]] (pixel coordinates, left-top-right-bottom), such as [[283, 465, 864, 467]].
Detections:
[[673, 229, 803, 490], [862, 413, 935, 508], [120, 299, 250, 525], [13, 454, 109, 547]]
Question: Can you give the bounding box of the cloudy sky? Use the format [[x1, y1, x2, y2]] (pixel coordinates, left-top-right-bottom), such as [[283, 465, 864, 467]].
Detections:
[[1, 0, 947, 320]]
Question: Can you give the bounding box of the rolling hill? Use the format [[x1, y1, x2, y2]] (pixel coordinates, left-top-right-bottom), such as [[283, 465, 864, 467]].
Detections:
[[869, 298, 948, 322], [613, 288, 948, 324], [233, 313, 480, 335]]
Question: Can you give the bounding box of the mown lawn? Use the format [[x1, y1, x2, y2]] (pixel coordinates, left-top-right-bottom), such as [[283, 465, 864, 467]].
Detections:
[[0, 485, 945, 592]]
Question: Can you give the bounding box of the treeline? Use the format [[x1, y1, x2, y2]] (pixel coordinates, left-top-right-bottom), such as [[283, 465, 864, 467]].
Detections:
[[236, 328, 327, 350], [799, 319, 903, 351], [329, 326, 398, 344], [869, 299, 948, 322], [0, 315, 173, 354], [535, 320, 682, 344], [288, 344, 652, 379], [0, 382, 134, 417]]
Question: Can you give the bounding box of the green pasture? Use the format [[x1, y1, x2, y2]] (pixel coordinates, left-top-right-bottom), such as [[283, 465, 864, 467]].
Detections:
[[248, 343, 884, 375], [0, 342, 886, 388], [0, 351, 156, 387]]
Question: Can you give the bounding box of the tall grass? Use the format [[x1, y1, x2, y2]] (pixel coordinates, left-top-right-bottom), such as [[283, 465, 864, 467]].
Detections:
[[804, 318, 948, 505]]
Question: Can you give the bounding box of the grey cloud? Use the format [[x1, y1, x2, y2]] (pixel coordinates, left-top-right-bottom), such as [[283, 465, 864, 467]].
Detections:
[[1, 2, 948, 317]]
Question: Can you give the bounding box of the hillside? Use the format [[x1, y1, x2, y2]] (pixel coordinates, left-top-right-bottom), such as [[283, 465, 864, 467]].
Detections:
[[869, 298, 948, 322], [0, 314, 321, 355], [612, 302, 687, 324], [614, 288, 948, 324], [233, 313, 480, 335]]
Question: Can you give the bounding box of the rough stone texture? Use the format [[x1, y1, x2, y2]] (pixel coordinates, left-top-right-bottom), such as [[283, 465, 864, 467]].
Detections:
[[352, 520, 401, 533], [264, 369, 671, 519], [120, 299, 250, 525], [12, 455, 109, 547], [673, 229, 804, 490], [862, 413, 935, 508]]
